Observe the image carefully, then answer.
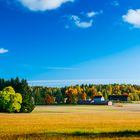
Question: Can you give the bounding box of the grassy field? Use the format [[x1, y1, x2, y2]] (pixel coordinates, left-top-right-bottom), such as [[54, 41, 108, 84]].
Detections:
[[0, 104, 140, 140]]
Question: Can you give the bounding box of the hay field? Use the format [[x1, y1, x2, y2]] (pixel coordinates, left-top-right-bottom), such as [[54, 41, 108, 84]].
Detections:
[[0, 104, 140, 140]]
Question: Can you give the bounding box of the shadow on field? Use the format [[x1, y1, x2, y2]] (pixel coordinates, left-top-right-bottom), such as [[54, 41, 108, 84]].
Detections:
[[1, 130, 140, 140], [69, 130, 140, 137]]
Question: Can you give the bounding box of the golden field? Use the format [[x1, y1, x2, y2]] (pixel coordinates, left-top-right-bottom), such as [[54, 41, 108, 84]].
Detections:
[[0, 104, 140, 140]]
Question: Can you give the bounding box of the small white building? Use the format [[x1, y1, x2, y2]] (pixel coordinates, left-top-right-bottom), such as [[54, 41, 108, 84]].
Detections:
[[108, 101, 113, 106], [94, 96, 105, 102], [90, 96, 105, 104]]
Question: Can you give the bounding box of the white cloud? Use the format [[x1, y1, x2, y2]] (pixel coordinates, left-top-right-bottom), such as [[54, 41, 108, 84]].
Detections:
[[68, 11, 102, 29], [76, 20, 93, 28], [18, 0, 74, 11], [0, 48, 9, 54], [70, 15, 93, 28], [87, 11, 97, 18], [122, 9, 140, 28], [87, 11, 103, 18]]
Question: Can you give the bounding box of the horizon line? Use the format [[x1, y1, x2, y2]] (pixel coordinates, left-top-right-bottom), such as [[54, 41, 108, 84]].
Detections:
[[28, 79, 140, 87]]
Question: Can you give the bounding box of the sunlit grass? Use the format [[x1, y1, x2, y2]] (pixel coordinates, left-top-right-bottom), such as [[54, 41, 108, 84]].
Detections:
[[0, 104, 140, 139]]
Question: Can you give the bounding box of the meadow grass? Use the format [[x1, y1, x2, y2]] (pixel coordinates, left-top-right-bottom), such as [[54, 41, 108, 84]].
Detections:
[[0, 104, 140, 139]]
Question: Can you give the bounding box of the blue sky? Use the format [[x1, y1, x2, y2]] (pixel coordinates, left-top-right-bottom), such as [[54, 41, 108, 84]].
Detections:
[[0, 0, 140, 86]]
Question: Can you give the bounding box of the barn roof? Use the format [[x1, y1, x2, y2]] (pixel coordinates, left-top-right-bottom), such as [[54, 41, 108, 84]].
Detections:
[[94, 96, 103, 99]]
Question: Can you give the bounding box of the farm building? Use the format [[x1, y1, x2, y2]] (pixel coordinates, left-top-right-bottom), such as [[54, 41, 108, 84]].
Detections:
[[78, 96, 112, 106], [108, 95, 128, 101], [91, 96, 112, 105], [93, 96, 105, 102], [77, 100, 91, 105], [91, 101, 113, 106]]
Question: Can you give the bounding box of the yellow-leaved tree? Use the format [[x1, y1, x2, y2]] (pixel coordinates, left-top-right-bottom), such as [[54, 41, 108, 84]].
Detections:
[[0, 86, 22, 113]]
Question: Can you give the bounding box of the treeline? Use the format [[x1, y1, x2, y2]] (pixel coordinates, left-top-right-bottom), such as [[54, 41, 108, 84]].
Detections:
[[32, 84, 140, 105], [0, 78, 34, 113], [1, 77, 140, 107]]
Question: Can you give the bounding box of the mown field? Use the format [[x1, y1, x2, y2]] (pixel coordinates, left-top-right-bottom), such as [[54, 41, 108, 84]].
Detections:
[[0, 104, 140, 140]]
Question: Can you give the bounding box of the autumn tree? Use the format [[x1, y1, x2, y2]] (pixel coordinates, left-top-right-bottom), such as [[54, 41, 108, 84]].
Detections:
[[112, 84, 121, 95], [65, 87, 78, 104], [106, 85, 112, 95], [44, 94, 55, 105], [87, 87, 97, 100], [80, 92, 87, 100]]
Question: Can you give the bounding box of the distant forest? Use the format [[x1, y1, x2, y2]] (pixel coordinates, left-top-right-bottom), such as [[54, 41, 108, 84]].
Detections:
[[32, 83, 140, 105], [1, 78, 140, 106]]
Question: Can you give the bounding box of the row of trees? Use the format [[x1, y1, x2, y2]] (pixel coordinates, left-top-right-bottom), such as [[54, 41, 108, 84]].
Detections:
[[0, 78, 34, 113], [32, 84, 140, 105], [1, 77, 140, 108]]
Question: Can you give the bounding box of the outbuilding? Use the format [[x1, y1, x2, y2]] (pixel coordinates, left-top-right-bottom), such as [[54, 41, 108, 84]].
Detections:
[[108, 95, 128, 101], [78, 96, 113, 106], [93, 96, 105, 102]]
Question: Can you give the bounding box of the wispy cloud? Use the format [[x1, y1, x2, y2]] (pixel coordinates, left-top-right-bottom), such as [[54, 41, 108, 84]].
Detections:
[[47, 67, 79, 70], [0, 48, 9, 54], [87, 11, 97, 18], [68, 11, 102, 29], [70, 15, 93, 28], [122, 9, 140, 28], [19, 64, 78, 71], [28, 79, 140, 87], [28, 79, 92, 83], [87, 11, 103, 18], [111, 1, 119, 7], [18, 0, 74, 11]]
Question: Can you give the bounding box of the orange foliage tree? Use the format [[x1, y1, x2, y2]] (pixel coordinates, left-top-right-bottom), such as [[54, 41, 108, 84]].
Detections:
[[65, 87, 78, 104], [87, 87, 97, 100], [44, 94, 55, 105]]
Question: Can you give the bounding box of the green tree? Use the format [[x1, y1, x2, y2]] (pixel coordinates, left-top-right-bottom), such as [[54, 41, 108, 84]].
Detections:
[[55, 89, 63, 104], [0, 77, 35, 113], [133, 93, 140, 101], [32, 87, 43, 105], [12, 78, 35, 113], [0, 86, 22, 113]]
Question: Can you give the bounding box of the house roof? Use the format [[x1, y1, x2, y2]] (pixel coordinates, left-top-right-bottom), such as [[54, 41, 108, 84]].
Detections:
[[94, 96, 103, 99], [109, 95, 128, 97]]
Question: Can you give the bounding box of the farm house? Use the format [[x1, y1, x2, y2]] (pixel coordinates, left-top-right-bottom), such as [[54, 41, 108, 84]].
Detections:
[[78, 96, 112, 106]]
